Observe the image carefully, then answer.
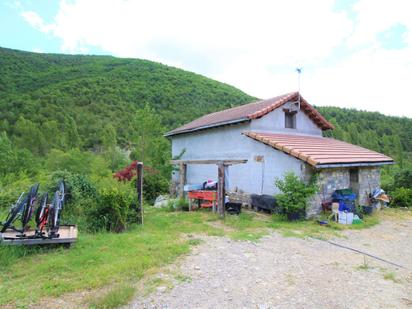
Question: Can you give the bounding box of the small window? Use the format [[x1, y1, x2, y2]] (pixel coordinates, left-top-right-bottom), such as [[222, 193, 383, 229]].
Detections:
[[285, 111, 296, 129]]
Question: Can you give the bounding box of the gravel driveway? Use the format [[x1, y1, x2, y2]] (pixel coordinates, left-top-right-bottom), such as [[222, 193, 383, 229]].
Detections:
[[130, 218, 412, 309]]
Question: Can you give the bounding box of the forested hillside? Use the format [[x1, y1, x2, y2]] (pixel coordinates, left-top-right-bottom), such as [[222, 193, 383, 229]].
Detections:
[[0, 47, 255, 214], [0, 47, 411, 212], [0, 47, 254, 151], [318, 106, 412, 168]]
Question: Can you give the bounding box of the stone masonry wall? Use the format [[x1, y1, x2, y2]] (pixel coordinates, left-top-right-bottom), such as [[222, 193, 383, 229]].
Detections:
[[307, 168, 350, 218], [358, 167, 380, 205], [307, 166, 381, 217]]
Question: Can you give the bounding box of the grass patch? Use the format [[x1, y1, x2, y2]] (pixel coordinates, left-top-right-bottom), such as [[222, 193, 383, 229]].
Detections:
[[0, 207, 393, 306], [187, 238, 203, 246], [142, 277, 173, 296], [268, 210, 384, 240], [174, 273, 191, 283], [0, 208, 216, 306], [229, 230, 267, 242], [379, 207, 412, 220], [224, 212, 269, 230], [356, 256, 371, 271], [285, 273, 296, 286], [270, 215, 340, 239], [224, 212, 273, 241], [383, 272, 400, 283], [88, 284, 135, 309], [206, 229, 226, 237]]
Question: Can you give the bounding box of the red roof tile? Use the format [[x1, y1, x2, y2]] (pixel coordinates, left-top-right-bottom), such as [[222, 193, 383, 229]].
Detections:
[[244, 132, 394, 167], [166, 92, 334, 136]]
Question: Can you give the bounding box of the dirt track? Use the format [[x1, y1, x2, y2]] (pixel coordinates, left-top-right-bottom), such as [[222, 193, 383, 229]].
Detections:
[[130, 218, 412, 309]]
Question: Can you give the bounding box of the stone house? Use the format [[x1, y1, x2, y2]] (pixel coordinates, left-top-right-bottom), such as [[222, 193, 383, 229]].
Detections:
[[165, 92, 394, 216]]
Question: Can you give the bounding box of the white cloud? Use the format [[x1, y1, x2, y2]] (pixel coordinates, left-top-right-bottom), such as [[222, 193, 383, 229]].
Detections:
[[20, 0, 412, 117], [304, 48, 412, 116], [349, 0, 412, 48], [21, 11, 54, 33]]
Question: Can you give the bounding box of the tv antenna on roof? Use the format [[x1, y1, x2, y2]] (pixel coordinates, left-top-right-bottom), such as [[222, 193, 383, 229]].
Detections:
[[296, 67, 302, 110]]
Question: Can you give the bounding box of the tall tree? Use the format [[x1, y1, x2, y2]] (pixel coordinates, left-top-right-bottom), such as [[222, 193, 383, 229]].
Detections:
[[42, 120, 61, 150], [0, 132, 15, 175], [102, 123, 117, 150], [393, 136, 404, 168], [101, 123, 127, 170], [381, 135, 392, 156], [131, 105, 171, 175], [13, 116, 47, 155], [64, 116, 80, 149]]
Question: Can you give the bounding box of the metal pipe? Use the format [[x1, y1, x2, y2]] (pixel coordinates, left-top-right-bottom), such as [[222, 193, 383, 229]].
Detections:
[[311, 237, 408, 270]]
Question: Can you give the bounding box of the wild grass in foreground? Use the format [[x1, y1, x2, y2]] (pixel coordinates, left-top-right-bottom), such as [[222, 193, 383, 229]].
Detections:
[[0, 208, 221, 307], [0, 207, 408, 307], [88, 284, 135, 309]]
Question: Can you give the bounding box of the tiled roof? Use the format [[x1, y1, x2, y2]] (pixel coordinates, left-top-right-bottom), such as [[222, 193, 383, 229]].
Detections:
[[244, 132, 394, 168], [166, 92, 334, 136]]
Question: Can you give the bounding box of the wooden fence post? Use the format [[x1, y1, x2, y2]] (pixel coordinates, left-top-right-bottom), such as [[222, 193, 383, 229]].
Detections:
[[136, 162, 144, 225], [179, 163, 187, 199], [217, 163, 225, 218]]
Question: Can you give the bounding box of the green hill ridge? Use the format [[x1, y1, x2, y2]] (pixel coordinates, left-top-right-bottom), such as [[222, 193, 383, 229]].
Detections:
[[0, 47, 254, 150], [0, 46, 411, 164]]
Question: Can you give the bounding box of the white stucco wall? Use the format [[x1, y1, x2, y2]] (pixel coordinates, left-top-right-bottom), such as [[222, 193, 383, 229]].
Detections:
[[250, 107, 323, 136], [171, 123, 251, 188], [171, 120, 304, 196]]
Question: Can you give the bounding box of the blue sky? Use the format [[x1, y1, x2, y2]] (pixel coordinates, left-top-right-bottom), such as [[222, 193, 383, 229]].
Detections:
[[1, 0, 411, 117]]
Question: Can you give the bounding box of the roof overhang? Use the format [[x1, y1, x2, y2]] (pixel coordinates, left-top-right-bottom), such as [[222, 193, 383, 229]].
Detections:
[[243, 131, 394, 168], [165, 92, 335, 137], [165, 117, 250, 137]]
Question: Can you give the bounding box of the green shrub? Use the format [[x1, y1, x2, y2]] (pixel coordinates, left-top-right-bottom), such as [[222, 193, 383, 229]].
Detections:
[[48, 170, 97, 202], [174, 198, 189, 211], [142, 173, 169, 203], [274, 172, 318, 220], [46, 170, 98, 225], [86, 182, 135, 232], [165, 198, 190, 212], [46, 149, 111, 178], [390, 187, 412, 208], [166, 199, 177, 212], [393, 169, 412, 189], [0, 132, 39, 177], [0, 173, 33, 208]]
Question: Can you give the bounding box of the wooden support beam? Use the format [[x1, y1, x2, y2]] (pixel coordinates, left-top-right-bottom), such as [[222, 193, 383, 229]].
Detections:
[[136, 162, 144, 225], [171, 159, 247, 166], [178, 163, 187, 199], [217, 163, 225, 218]]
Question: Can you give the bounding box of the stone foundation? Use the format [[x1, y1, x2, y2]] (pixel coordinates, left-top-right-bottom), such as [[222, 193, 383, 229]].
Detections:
[[307, 166, 381, 218]]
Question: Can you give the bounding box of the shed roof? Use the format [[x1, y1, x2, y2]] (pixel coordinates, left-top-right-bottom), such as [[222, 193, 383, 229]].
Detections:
[[244, 132, 394, 168], [166, 92, 334, 136]]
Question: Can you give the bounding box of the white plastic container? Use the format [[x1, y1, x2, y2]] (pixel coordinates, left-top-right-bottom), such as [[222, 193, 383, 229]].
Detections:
[[338, 211, 354, 225], [184, 184, 203, 192]]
